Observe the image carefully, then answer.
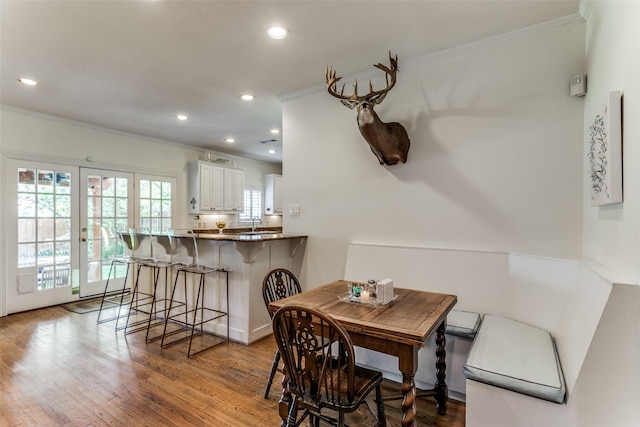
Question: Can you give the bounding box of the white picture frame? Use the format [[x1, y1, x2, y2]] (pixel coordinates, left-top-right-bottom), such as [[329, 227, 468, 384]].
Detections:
[[588, 90, 623, 206]]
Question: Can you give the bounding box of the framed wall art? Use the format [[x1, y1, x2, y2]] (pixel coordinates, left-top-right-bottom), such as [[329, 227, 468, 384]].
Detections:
[[587, 90, 623, 206]]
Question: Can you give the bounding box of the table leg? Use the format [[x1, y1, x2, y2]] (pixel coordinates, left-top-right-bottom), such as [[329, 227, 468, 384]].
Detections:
[[434, 320, 448, 415], [398, 346, 419, 427]]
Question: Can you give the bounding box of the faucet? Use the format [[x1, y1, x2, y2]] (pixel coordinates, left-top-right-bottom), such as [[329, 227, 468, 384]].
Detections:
[[251, 216, 263, 232]]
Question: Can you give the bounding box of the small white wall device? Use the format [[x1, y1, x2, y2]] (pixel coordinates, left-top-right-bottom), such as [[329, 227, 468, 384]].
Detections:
[[570, 74, 587, 97]]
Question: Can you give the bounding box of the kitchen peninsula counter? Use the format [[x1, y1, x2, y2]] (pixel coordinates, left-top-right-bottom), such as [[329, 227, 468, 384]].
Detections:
[[181, 230, 307, 345], [193, 231, 306, 242]]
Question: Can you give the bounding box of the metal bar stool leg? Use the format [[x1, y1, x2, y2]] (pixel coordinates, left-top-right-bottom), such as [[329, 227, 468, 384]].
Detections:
[[112, 263, 132, 327], [96, 260, 118, 324]]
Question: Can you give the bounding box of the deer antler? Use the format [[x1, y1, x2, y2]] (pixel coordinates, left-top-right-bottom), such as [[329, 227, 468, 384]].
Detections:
[[325, 66, 360, 101], [368, 52, 398, 103], [325, 52, 398, 103]]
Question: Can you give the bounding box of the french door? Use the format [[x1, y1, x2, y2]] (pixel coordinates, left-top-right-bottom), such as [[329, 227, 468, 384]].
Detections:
[[6, 159, 80, 313], [79, 168, 134, 297]]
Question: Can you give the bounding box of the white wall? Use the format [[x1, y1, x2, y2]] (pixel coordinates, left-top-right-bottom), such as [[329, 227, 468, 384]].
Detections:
[[582, 0, 640, 283], [282, 22, 586, 288]]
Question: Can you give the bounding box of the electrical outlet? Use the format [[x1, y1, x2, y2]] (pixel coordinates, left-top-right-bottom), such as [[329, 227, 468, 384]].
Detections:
[[289, 204, 300, 216]]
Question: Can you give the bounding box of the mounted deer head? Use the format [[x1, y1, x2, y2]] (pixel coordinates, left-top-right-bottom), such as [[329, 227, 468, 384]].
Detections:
[[325, 52, 410, 166]]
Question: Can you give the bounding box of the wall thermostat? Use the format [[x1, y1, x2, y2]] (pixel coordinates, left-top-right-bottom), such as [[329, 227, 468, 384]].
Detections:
[[570, 74, 587, 97]]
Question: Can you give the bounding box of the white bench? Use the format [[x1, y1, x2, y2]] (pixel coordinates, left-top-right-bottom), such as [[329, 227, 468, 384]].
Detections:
[[446, 309, 481, 339], [464, 314, 565, 403], [343, 243, 613, 422]]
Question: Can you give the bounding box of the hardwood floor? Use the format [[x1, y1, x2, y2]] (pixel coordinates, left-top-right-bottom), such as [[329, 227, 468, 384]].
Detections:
[[0, 305, 465, 426]]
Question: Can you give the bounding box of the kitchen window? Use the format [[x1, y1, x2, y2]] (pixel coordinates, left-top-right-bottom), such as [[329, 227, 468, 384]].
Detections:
[[239, 188, 262, 222]]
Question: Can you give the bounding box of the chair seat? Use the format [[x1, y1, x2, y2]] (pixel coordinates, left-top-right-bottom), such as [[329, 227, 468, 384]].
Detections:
[[326, 361, 383, 405]]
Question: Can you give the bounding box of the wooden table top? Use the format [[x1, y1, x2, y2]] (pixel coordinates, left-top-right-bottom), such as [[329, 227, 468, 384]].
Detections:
[[269, 280, 457, 348]]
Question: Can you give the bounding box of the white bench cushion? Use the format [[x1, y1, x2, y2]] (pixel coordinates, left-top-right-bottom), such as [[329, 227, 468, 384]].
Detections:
[[446, 310, 481, 339], [464, 314, 566, 404]]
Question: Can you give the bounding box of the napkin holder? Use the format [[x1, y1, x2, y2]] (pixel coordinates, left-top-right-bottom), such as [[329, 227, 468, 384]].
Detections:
[[376, 278, 394, 305]]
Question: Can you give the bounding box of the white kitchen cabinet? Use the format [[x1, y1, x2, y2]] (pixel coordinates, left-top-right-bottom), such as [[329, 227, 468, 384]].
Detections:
[[188, 161, 224, 213], [264, 173, 282, 215], [188, 161, 245, 214], [223, 168, 245, 213]]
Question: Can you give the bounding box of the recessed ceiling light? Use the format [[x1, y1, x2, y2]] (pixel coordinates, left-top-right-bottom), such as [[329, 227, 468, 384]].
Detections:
[[268, 27, 288, 40], [240, 94, 255, 101], [268, 149, 277, 154], [225, 138, 235, 143], [270, 129, 280, 134], [18, 77, 37, 86], [176, 114, 188, 121]]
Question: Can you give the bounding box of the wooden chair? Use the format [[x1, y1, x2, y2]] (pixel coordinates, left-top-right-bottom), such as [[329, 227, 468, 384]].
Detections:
[[262, 268, 302, 399], [272, 305, 386, 427]]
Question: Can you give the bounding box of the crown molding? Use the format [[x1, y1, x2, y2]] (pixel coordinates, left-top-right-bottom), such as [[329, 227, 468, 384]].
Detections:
[[578, 0, 595, 21], [280, 12, 585, 103]]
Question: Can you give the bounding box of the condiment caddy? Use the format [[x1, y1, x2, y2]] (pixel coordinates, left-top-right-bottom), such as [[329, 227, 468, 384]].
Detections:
[[338, 278, 396, 306]]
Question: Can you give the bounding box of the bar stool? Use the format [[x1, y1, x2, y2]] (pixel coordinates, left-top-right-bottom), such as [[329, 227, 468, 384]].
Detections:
[[123, 228, 175, 336], [143, 231, 184, 343], [96, 228, 135, 326], [160, 230, 230, 358]]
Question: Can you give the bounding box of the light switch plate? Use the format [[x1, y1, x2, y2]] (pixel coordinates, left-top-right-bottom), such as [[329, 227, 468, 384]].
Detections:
[[289, 204, 300, 216]]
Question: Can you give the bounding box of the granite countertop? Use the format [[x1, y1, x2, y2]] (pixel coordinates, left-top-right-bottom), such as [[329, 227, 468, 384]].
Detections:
[[191, 228, 307, 242]]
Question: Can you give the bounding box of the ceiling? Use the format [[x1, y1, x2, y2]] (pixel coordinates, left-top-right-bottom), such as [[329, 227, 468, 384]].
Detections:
[[1, 0, 580, 165]]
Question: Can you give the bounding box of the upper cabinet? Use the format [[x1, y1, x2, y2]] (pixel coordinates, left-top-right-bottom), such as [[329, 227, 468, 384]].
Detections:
[[223, 168, 245, 213], [187, 161, 244, 214], [264, 173, 282, 215]]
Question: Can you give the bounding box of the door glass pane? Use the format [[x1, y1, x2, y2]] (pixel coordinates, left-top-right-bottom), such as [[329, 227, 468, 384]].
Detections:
[[18, 168, 36, 192], [18, 194, 35, 216], [102, 177, 115, 197], [37, 194, 54, 217], [38, 219, 55, 241], [102, 197, 115, 218], [55, 219, 71, 240], [116, 197, 128, 217], [56, 242, 71, 264], [37, 171, 54, 193], [115, 178, 128, 197], [18, 219, 36, 242], [18, 243, 36, 267], [55, 194, 71, 217], [37, 242, 54, 266], [55, 172, 71, 194]]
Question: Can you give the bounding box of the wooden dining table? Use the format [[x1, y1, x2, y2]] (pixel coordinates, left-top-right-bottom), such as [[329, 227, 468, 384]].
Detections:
[[268, 280, 457, 427]]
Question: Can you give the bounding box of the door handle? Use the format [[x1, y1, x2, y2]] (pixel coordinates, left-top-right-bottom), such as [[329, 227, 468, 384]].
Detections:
[[81, 237, 87, 242]]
